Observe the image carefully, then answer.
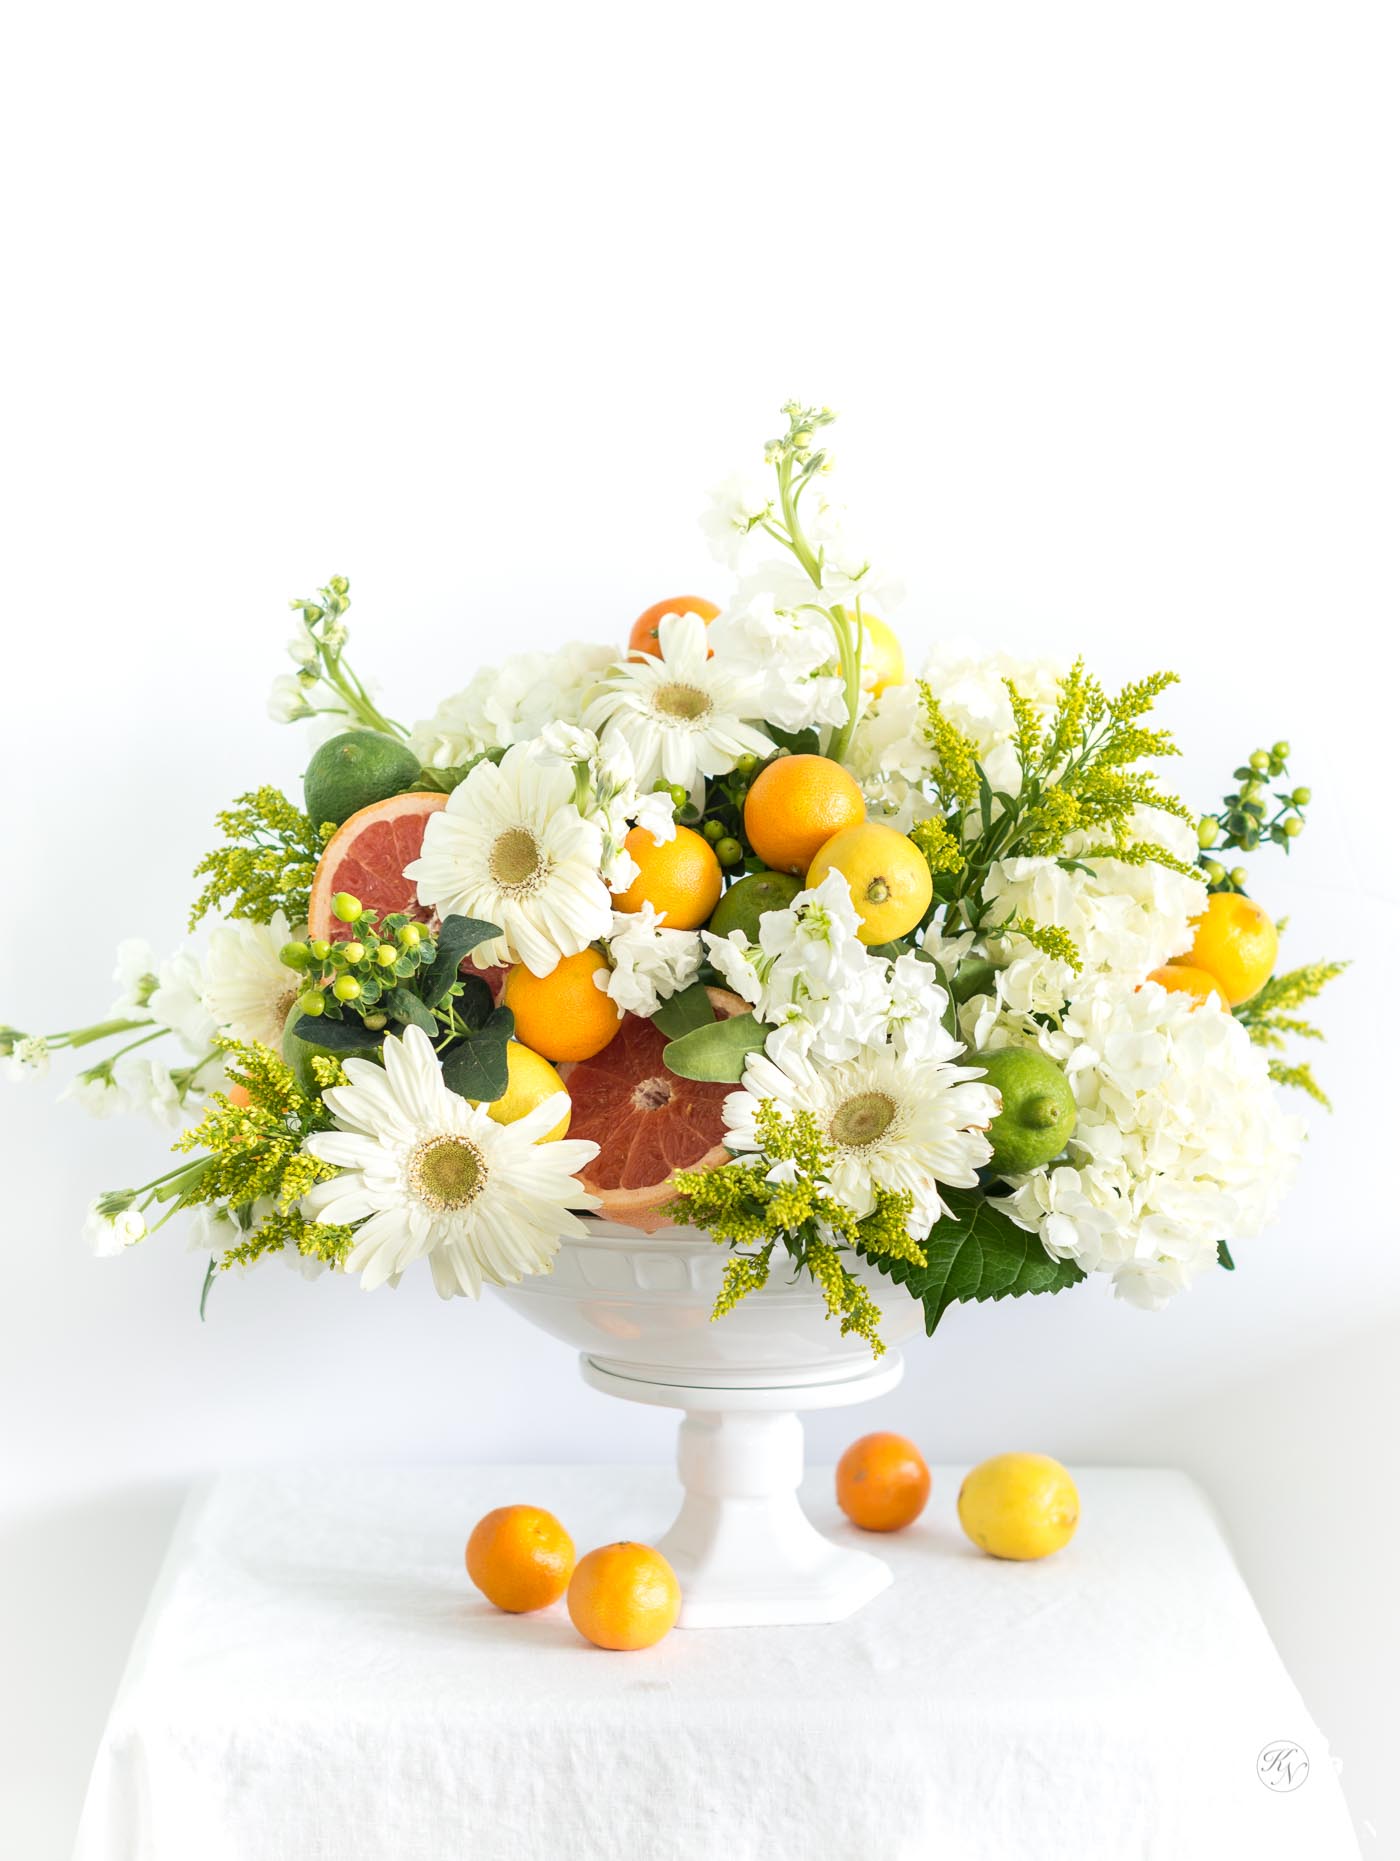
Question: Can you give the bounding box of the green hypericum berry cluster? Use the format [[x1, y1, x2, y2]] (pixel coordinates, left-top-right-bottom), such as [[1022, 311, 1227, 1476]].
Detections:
[[281, 894, 437, 1025], [659, 753, 766, 871], [1197, 741, 1310, 893]]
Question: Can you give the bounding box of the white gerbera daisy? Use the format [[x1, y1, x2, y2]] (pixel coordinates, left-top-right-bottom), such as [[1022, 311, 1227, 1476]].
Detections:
[[584, 612, 773, 794], [201, 911, 302, 1047], [303, 1025, 600, 1299], [404, 743, 614, 976], [725, 1035, 998, 1236]]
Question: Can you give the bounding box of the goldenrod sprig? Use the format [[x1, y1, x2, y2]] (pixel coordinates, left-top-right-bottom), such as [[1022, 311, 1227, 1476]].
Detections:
[[190, 788, 328, 928]]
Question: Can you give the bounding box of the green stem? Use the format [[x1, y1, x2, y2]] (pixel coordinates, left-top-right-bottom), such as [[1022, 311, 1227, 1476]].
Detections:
[[320, 649, 409, 740], [45, 1016, 155, 1051], [775, 457, 862, 763]]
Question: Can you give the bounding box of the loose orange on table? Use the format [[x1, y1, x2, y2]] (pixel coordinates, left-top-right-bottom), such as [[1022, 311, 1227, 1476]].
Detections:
[[627, 595, 720, 659], [466, 1505, 576, 1613], [503, 951, 623, 1064], [611, 824, 723, 930], [566, 1541, 682, 1649], [743, 754, 866, 875], [835, 1431, 931, 1533], [1148, 964, 1229, 1011], [1179, 891, 1278, 1006]]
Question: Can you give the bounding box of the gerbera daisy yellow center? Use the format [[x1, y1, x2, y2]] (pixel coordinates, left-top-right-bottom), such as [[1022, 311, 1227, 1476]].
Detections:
[[488, 826, 545, 892], [409, 1133, 488, 1210], [829, 1091, 898, 1149], [651, 682, 714, 723]]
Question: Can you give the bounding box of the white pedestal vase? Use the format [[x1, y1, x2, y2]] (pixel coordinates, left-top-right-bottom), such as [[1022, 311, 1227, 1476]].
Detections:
[[494, 1221, 922, 1629]]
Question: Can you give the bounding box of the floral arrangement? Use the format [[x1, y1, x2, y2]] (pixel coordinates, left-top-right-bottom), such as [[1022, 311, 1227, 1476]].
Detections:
[[5, 403, 1344, 1349]]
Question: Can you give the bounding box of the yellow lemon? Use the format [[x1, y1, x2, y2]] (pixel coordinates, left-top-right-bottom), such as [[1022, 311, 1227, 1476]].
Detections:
[[474, 1040, 571, 1141], [1180, 892, 1278, 1006], [861, 614, 905, 696], [957, 1453, 1079, 1561], [806, 822, 932, 944]]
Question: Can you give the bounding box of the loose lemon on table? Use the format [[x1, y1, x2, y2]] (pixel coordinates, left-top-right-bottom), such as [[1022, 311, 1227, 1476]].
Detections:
[[1178, 892, 1278, 1006], [1146, 964, 1229, 1012], [610, 824, 723, 930], [743, 754, 866, 875], [627, 594, 720, 660], [806, 822, 933, 944], [567, 1541, 682, 1650], [503, 951, 623, 1064], [466, 1505, 576, 1613], [471, 1040, 571, 1141], [957, 1454, 1079, 1561], [860, 614, 905, 696], [836, 1431, 931, 1532]]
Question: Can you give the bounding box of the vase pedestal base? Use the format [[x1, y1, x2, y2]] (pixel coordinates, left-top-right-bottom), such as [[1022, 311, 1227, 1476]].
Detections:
[[579, 1351, 903, 1628]]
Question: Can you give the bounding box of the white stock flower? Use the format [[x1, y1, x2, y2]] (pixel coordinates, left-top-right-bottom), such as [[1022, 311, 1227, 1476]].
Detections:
[[118, 1057, 185, 1127], [408, 642, 616, 770], [724, 1036, 997, 1236], [700, 472, 775, 566], [110, 940, 159, 1017], [603, 905, 704, 1016], [61, 1067, 130, 1118], [303, 1025, 600, 1299], [147, 950, 216, 1053], [585, 612, 773, 795], [85, 1202, 147, 1257], [405, 744, 613, 976], [201, 912, 302, 1048], [1005, 977, 1304, 1308], [267, 672, 317, 725], [707, 593, 848, 733]]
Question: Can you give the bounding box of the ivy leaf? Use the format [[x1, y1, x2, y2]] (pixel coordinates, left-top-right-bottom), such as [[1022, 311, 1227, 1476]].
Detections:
[[651, 983, 716, 1040], [382, 988, 437, 1035], [869, 1188, 1085, 1335], [440, 1006, 515, 1102], [290, 1015, 384, 1054], [663, 1012, 767, 1083], [420, 915, 503, 1007]]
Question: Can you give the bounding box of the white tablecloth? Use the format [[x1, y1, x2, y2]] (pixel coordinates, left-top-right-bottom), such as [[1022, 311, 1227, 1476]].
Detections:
[[74, 1465, 1358, 1861]]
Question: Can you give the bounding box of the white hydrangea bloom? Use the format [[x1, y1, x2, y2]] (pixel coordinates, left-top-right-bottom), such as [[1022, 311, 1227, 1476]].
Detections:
[[1004, 977, 1304, 1308], [409, 641, 616, 770], [603, 905, 705, 1016], [707, 592, 848, 734], [984, 807, 1207, 1002]]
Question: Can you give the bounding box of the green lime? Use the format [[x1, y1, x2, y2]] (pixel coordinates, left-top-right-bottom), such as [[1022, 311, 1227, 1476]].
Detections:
[[706, 869, 804, 941], [303, 731, 422, 828], [975, 1046, 1077, 1174]]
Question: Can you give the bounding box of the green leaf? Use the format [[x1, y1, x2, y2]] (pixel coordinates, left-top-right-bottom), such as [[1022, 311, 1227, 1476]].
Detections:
[[199, 1255, 217, 1322], [1217, 1239, 1236, 1271], [869, 1187, 1086, 1335], [663, 1012, 766, 1083], [651, 982, 717, 1040], [412, 748, 506, 793], [382, 988, 437, 1035], [440, 1007, 515, 1102], [420, 915, 503, 1007], [766, 725, 821, 756], [290, 1015, 384, 1054]]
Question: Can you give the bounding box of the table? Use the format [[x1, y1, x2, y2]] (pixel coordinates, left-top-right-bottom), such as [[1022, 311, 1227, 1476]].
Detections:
[[74, 1465, 1359, 1861]]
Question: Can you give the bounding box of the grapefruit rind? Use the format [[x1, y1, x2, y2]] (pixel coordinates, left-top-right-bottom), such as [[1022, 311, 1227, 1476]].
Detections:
[[307, 791, 447, 942]]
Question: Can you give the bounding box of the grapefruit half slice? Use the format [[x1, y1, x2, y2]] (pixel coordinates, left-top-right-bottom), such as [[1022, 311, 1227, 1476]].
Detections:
[[307, 791, 447, 943], [559, 987, 749, 1233]]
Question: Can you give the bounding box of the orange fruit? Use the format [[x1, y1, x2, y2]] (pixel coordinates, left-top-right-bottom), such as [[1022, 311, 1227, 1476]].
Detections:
[[861, 614, 905, 696], [610, 824, 723, 930], [743, 754, 866, 875], [560, 988, 750, 1231], [836, 1432, 931, 1533], [1180, 892, 1278, 1006], [567, 1541, 681, 1649], [503, 951, 623, 1064], [1148, 964, 1229, 1011], [466, 1504, 576, 1613], [628, 594, 720, 659], [307, 791, 448, 943]]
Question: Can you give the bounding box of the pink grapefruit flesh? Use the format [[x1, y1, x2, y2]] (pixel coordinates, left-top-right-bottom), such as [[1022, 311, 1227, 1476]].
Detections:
[[559, 987, 748, 1233], [307, 791, 447, 942]]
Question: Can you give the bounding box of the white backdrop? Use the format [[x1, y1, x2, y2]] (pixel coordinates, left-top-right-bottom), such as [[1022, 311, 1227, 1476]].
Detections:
[[2, 4, 1397, 1854]]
